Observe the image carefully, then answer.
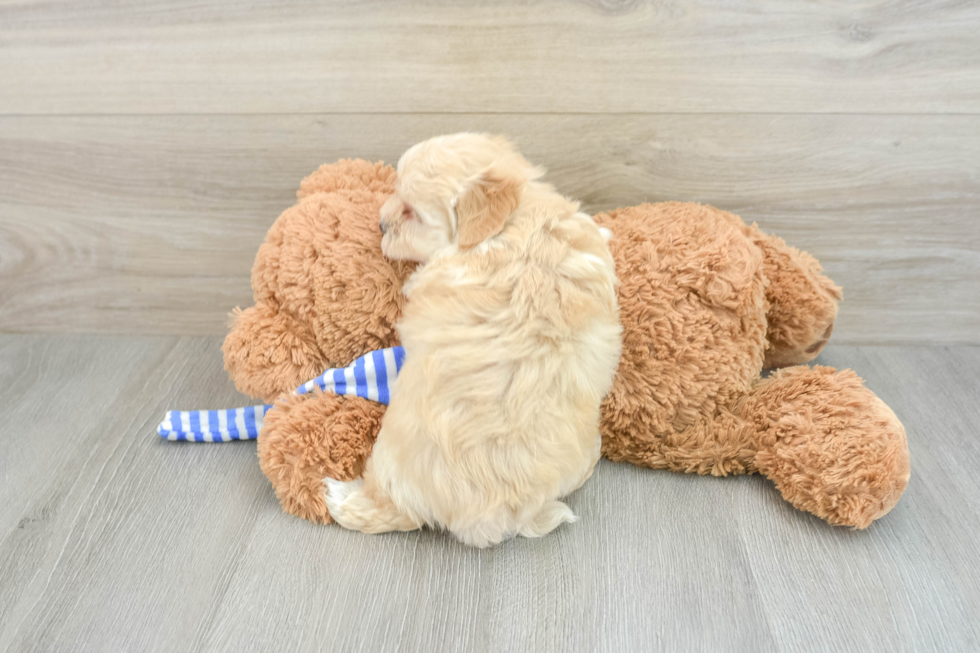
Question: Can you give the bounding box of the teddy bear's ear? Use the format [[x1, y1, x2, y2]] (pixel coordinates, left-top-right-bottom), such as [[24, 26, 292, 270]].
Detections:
[[455, 156, 539, 250]]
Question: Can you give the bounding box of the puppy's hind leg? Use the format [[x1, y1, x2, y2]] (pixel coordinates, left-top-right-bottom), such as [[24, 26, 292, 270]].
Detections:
[[517, 500, 577, 539], [324, 473, 420, 534], [449, 502, 576, 548]]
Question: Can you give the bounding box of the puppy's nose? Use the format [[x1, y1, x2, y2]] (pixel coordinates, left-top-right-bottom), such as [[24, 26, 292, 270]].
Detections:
[[379, 218, 387, 234]]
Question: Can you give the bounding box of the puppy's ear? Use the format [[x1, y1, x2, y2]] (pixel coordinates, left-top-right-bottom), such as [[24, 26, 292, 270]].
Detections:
[[455, 163, 525, 250]]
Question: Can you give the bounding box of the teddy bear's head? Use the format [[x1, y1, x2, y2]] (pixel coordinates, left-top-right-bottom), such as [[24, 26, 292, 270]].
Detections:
[[223, 160, 415, 402]]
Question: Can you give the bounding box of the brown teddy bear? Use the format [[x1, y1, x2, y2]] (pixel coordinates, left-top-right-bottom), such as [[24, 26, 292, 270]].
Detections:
[[223, 159, 910, 530]]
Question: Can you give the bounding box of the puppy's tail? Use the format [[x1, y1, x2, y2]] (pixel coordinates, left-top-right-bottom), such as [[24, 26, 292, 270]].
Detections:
[[324, 477, 420, 534], [517, 500, 577, 539]]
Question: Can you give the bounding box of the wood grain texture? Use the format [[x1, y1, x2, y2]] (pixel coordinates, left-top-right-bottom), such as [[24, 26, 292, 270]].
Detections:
[[0, 336, 978, 652], [1, 114, 977, 342], [0, 335, 268, 652], [1, 1, 977, 648], [1, 0, 979, 115]]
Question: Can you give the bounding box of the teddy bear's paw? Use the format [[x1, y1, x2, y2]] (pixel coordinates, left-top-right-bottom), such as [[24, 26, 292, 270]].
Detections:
[[257, 391, 386, 524], [223, 304, 327, 402], [748, 366, 910, 528], [750, 229, 842, 368]]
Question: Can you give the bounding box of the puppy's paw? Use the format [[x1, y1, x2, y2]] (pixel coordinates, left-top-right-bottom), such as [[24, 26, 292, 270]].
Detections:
[[324, 476, 362, 517], [518, 500, 578, 539]]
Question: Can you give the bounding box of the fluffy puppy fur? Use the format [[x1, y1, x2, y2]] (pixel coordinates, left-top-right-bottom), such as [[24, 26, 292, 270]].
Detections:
[[324, 133, 622, 547]]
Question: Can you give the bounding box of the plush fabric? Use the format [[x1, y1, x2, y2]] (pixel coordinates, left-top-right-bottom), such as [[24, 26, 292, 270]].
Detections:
[[223, 160, 415, 403], [223, 160, 910, 529]]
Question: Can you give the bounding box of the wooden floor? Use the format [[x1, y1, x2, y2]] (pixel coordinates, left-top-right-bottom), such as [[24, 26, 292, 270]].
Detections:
[[2, 1, 979, 651], [0, 335, 977, 652]]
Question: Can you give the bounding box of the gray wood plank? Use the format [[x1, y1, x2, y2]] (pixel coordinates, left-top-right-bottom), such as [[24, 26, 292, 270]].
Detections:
[[0, 335, 267, 652], [740, 345, 980, 653], [1, 0, 978, 115], [1, 336, 978, 652], [2, 114, 977, 343]]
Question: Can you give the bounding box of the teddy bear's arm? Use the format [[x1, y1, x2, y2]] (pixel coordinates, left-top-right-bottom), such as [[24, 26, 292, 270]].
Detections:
[[258, 390, 385, 524], [223, 303, 329, 403]]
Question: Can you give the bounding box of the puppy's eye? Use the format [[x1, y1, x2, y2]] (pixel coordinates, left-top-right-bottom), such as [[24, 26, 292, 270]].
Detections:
[[402, 205, 415, 220]]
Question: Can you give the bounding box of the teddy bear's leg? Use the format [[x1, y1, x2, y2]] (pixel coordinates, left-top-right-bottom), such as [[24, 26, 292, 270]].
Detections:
[[735, 365, 910, 528], [746, 227, 843, 368], [223, 304, 330, 403], [601, 408, 759, 477], [257, 389, 385, 524]]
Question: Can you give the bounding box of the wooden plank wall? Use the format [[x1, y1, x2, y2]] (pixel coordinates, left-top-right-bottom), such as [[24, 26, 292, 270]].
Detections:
[[1, 1, 978, 343]]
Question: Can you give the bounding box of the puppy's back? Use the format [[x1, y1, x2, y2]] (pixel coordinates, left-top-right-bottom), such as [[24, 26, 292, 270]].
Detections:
[[379, 183, 622, 545]]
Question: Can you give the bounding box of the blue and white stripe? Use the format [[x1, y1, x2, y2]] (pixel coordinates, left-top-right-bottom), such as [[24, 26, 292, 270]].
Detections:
[[157, 346, 406, 442]]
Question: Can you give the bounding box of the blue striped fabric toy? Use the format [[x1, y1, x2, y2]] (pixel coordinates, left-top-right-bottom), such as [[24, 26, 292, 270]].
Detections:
[[157, 346, 406, 442]]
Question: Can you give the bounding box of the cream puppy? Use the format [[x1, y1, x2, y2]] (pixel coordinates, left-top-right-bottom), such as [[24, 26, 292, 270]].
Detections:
[[324, 133, 621, 547]]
